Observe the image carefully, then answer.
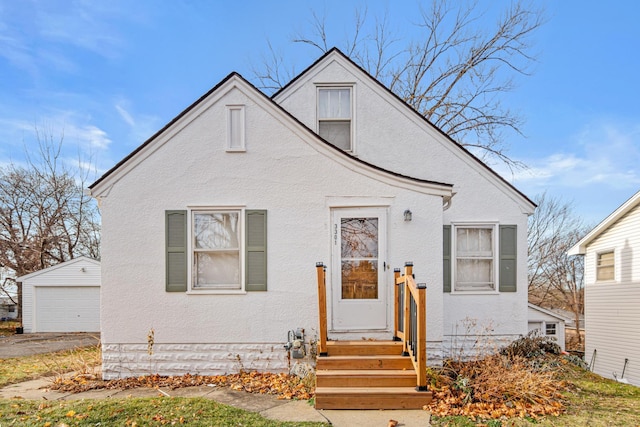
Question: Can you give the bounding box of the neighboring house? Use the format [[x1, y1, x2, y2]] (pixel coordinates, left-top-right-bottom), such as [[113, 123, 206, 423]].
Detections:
[[89, 48, 535, 380], [0, 297, 17, 320], [17, 257, 101, 333], [569, 189, 640, 386], [527, 303, 569, 351]]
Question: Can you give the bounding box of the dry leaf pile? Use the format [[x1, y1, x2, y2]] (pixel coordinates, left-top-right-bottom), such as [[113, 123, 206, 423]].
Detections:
[[51, 371, 313, 400], [426, 336, 570, 421]]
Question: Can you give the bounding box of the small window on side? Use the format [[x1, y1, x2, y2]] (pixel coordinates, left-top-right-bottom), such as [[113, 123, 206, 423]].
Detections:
[[226, 105, 245, 151], [545, 323, 557, 336], [596, 251, 614, 281]]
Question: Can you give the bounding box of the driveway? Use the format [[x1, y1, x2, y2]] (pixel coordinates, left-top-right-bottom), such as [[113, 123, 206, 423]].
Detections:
[[0, 332, 100, 358]]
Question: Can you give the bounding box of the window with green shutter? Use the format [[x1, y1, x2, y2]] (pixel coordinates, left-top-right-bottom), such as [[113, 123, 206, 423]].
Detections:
[[166, 210, 187, 292], [498, 225, 517, 292], [246, 210, 267, 291], [443, 225, 451, 292], [446, 223, 517, 293], [165, 208, 267, 292]]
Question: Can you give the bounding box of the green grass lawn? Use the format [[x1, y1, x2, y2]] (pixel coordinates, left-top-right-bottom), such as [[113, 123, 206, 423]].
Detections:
[[0, 397, 328, 426], [0, 345, 101, 387]]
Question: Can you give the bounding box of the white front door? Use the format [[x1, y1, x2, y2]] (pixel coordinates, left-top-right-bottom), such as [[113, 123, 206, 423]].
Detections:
[[331, 207, 387, 331]]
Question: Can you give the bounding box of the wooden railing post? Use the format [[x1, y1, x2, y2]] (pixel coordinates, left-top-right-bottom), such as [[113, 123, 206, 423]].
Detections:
[[392, 262, 428, 391], [402, 262, 413, 356], [393, 268, 401, 341], [415, 282, 427, 390], [316, 262, 328, 356]]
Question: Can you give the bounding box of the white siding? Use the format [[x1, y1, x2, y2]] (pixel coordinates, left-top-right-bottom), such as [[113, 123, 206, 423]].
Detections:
[[585, 283, 640, 386], [20, 258, 101, 333], [583, 203, 640, 386]]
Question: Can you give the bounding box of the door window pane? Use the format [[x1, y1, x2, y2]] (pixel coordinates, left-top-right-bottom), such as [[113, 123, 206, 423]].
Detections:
[[341, 260, 378, 299], [341, 218, 378, 258], [341, 217, 379, 300]]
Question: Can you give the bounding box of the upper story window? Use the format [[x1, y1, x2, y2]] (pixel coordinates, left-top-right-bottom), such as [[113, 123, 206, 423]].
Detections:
[[453, 224, 497, 292], [318, 87, 352, 151], [596, 250, 614, 281]]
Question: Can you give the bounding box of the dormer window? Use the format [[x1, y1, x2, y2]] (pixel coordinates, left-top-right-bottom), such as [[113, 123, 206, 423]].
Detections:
[[318, 87, 352, 151]]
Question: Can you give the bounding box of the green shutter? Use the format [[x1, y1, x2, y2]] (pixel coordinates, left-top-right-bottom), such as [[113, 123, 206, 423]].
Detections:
[[246, 210, 267, 291], [443, 225, 451, 293], [499, 225, 517, 292], [166, 210, 187, 292]]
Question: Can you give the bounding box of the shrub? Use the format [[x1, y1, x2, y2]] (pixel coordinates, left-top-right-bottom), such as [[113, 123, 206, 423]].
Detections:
[[500, 330, 561, 359]]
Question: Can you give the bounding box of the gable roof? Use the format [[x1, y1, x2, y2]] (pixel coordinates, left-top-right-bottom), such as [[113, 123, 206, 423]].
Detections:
[[89, 70, 454, 199], [16, 257, 100, 281], [273, 47, 536, 211], [568, 189, 640, 255], [528, 303, 572, 322]]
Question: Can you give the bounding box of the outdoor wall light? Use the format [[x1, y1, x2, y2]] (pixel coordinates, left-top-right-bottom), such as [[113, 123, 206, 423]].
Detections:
[[404, 209, 412, 221]]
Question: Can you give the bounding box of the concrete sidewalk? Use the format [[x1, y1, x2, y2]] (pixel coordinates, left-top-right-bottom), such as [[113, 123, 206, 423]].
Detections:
[[0, 377, 432, 426]]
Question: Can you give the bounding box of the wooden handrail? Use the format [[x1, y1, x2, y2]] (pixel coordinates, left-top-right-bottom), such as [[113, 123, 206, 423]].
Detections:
[[394, 262, 428, 391], [316, 262, 328, 356]]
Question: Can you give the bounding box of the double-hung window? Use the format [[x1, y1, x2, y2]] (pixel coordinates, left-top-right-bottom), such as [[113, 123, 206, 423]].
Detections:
[[192, 210, 241, 290], [454, 224, 497, 291], [596, 250, 614, 281], [165, 209, 267, 293], [318, 87, 352, 151]]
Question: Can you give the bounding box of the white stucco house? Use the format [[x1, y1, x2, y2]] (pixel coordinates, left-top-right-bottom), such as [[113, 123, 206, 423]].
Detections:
[[89, 48, 535, 380], [527, 303, 569, 351], [17, 257, 101, 333], [569, 189, 640, 386]]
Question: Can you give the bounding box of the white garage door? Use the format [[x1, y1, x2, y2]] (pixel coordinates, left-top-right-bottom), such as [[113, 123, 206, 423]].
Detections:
[[35, 286, 100, 332]]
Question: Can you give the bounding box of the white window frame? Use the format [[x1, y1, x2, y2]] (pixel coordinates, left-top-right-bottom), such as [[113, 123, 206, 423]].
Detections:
[[226, 105, 246, 152], [187, 206, 246, 294], [545, 322, 557, 336], [316, 85, 355, 153], [596, 250, 615, 282], [452, 223, 499, 293]]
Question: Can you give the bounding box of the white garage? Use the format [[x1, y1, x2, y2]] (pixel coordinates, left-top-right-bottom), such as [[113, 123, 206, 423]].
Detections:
[[18, 257, 101, 333]]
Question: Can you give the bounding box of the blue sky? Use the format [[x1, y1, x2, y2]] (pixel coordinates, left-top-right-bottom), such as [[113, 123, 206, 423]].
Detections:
[[1, 0, 639, 226]]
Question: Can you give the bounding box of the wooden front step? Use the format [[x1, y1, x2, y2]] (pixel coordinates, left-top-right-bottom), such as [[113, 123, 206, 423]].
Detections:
[[316, 369, 417, 387], [314, 386, 432, 410], [315, 340, 432, 410], [325, 340, 403, 356], [316, 354, 414, 370]]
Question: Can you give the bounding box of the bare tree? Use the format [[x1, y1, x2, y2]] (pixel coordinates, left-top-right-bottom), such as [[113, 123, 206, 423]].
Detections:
[[252, 0, 544, 167], [528, 193, 588, 348], [0, 130, 101, 323]]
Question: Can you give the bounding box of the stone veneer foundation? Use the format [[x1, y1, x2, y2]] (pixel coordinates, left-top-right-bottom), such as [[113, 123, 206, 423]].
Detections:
[[101, 343, 290, 380]]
